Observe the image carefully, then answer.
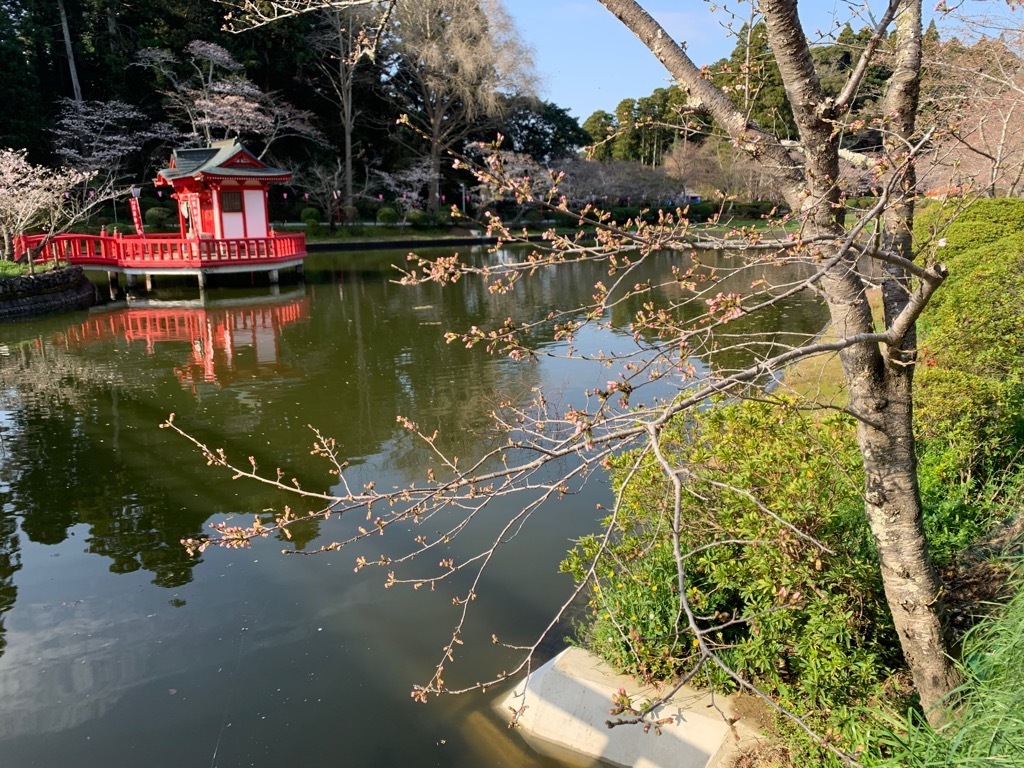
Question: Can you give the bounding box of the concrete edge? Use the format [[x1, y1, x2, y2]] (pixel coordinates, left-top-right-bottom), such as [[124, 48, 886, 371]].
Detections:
[[496, 648, 763, 768]]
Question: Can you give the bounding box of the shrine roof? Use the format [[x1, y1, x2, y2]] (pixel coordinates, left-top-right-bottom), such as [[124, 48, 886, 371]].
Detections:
[[155, 139, 292, 185]]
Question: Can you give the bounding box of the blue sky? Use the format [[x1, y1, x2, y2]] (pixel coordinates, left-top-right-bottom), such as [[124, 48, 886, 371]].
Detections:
[[503, 0, 973, 122]]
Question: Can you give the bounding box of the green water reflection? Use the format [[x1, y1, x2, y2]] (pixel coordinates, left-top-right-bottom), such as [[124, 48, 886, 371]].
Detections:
[[0, 247, 826, 767]]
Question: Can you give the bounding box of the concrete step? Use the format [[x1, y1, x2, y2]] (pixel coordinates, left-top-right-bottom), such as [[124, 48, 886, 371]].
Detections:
[[498, 648, 755, 768]]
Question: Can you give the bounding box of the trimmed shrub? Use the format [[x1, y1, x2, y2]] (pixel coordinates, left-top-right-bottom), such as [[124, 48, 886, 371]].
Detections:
[[406, 209, 436, 229], [608, 205, 642, 223], [914, 200, 1024, 486], [846, 195, 881, 211], [915, 197, 1024, 263], [905, 199, 1024, 567], [342, 205, 359, 223], [727, 200, 784, 218], [685, 201, 719, 222], [300, 206, 321, 224], [356, 199, 381, 219], [553, 211, 581, 227], [144, 207, 173, 229], [376, 207, 400, 225], [434, 209, 456, 227]]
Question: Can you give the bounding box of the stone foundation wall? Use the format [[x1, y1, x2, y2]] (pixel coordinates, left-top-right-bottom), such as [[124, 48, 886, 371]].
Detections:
[[0, 266, 96, 321]]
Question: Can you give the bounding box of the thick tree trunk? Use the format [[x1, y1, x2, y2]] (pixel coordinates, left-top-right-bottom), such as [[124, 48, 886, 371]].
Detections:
[[855, 359, 961, 721], [871, 0, 962, 722], [336, 11, 356, 206], [770, 0, 959, 722], [343, 123, 354, 206], [823, 259, 960, 722]]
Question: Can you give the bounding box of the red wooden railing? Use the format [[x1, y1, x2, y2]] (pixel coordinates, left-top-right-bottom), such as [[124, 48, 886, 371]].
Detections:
[[13, 232, 306, 270]]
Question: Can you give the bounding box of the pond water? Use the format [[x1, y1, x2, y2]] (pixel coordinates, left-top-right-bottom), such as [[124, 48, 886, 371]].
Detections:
[[0, 247, 827, 767]]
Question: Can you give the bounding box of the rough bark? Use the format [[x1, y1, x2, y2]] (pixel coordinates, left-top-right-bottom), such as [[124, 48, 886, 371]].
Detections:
[[597, 0, 958, 721], [871, 0, 962, 720]]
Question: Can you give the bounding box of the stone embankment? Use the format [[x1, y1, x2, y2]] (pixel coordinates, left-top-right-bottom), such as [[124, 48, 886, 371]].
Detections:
[[0, 266, 95, 320]]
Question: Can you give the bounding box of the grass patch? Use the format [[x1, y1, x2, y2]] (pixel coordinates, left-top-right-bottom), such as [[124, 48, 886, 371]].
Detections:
[[0, 260, 30, 278], [777, 288, 884, 406], [867, 563, 1024, 766], [0, 260, 59, 278]]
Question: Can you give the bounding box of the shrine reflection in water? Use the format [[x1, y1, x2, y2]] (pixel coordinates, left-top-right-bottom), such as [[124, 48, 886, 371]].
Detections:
[[0, 248, 828, 768], [62, 294, 310, 390]]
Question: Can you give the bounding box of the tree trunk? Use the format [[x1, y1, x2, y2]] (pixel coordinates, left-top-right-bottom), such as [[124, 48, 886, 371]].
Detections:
[[857, 360, 961, 720], [337, 11, 356, 206], [872, 0, 962, 723], [56, 0, 83, 102], [343, 106, 354, 206], [427, 140, 442, 214]]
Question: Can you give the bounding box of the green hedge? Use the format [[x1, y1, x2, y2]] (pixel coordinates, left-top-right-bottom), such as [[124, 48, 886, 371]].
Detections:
[[915, 200, 1024, 490], [916, 197, 1024, 262]]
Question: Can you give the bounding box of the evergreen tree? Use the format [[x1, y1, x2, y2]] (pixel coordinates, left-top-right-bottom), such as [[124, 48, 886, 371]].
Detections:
[[611, 98, 640, 161], [713, 21, 797, 140], [0, 0, 45, 154], [499, 99, 589, 162], [581, 109, 616, 161]]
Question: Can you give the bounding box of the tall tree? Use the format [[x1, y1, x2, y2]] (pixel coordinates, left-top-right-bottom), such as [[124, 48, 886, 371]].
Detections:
[[0, 148, 113, 265], [581, 109, 616, 160], [306, 7, 379, 204], [922, 31, 1024, 197], [712, 20, 797, 140], [382, 0, 535, 211], [51, 98, 175, 178], [0, 0, 44, 153], [610, 97, 640, 161], [584, 0, 957, 720]]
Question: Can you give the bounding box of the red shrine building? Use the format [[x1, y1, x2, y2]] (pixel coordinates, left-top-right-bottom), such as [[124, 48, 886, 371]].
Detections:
[[15, 139, 306, 292], [155, 139, 291, 241]]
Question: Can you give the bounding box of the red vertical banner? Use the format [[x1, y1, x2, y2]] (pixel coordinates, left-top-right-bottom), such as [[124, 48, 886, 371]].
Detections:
[[129, 197, 145, 235]]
